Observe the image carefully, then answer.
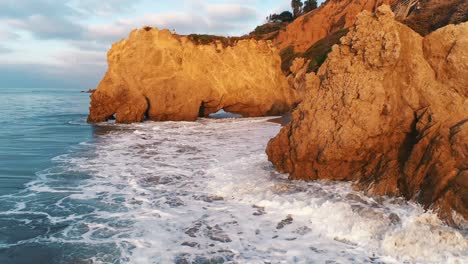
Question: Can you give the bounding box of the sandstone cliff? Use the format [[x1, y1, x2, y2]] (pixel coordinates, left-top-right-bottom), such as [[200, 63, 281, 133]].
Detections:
[[88, 29, 297, 123], [274, 0, 467, 74], [266, 6, 468, 224], [274, 0, 397, 53]]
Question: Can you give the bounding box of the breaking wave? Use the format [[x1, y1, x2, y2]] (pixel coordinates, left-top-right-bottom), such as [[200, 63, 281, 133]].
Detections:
[[0, 118, 466, 263]]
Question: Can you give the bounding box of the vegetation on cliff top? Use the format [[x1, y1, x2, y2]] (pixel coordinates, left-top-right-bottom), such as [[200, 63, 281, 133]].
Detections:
[[280, 28, 349, 73], [186, 34, 246, 47], [251, 1, 319, 40], [404, 0, 468, 35]]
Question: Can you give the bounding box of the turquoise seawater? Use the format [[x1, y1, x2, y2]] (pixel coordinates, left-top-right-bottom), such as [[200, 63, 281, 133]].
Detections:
[[0, 88, 92, 195], [0, 88, 94, 263], [0, 88, 466, 264]]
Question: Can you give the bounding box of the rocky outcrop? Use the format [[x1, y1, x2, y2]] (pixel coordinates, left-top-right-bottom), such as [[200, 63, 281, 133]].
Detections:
[[266, 6, 468, 224], [404, 0, 468, 36], [88, 29, 297, 123], [274, 0, 397, 53]]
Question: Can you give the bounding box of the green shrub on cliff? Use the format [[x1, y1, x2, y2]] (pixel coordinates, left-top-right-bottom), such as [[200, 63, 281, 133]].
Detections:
[[280, 28, 349, 74]]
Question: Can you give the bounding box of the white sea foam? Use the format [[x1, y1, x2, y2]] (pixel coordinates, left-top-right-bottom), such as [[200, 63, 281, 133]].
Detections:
[[6, 117, 467, 263]]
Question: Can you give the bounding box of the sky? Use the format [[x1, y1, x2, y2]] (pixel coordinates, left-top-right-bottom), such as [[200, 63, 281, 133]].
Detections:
[[0, 0, 323, 89]]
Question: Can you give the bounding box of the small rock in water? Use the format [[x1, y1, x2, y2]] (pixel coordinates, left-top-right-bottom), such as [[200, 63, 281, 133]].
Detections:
[[174, 253, 191, 264], [143, 175, 173, 185], [207, 225, 232, 243], [181, 241, 199, 248], [345, 193, 368, 204], [193, 194, 224, 203], [333, 237, 358, 246], [193, 256, 225, 264], [309, 247, 326, 253], [252, 205, 266, 216], [165, 197, 185, 207], [185, 221, 203, 237], [276, 215, 293, 229], [293, 226, 312, 235], [143, 176, 160, 183], [388, 213, 401, 225]]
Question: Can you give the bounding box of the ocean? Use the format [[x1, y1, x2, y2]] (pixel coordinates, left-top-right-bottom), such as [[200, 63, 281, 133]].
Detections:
[[0, 87, 466, 264]]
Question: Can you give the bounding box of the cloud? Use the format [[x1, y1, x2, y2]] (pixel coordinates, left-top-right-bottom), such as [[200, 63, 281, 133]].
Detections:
[[0, 0, 133, 19], [84, 2, 260, 40], [6, 15, 85, 40], [205, 4, 257, 22], [0, 0, 142, 41], [68, 40, 111, 52], [0, 28, 20, 41], [0, 45, 13, 54], [1, 0, 261, 43], [0, 0, 288, 89], [67, 0, 137, 17]]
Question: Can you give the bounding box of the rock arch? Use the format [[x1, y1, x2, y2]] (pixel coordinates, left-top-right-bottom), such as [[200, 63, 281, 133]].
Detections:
[[88, 29, 298, 123]]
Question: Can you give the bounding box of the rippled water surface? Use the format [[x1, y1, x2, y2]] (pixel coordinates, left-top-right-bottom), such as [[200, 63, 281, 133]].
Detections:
[[0, 88, 466, 264]]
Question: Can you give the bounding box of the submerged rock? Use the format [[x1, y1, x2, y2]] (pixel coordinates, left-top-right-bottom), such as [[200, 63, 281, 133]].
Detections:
[[88, 29, 298, 123], [266, 6, 468, 224], [276, 214, 294, 229], [207, 225, 231, 243]]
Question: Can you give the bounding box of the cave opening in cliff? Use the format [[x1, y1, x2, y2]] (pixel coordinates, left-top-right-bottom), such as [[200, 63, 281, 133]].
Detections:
[[208, 109, 243, 119], [198, 102, 243, 119], [144, 97, 151, 120], [198, 102, 206, 118]]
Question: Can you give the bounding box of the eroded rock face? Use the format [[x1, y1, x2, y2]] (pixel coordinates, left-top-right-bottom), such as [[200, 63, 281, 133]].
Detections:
[[88, 29, 297, 123], [274, 0, 397, 53], [267, 5, 468, 224]]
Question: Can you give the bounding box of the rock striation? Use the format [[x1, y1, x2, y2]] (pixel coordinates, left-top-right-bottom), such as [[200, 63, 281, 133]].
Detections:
[[88, 29, 297, 123], [266, 5, 468, 224]]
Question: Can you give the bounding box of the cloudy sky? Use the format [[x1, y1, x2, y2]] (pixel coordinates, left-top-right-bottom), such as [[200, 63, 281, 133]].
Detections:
[[0, 0, 322, 89]]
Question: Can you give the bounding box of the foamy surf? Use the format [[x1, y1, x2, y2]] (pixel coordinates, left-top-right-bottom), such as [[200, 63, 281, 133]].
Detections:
[[0, 117, 466, 263]]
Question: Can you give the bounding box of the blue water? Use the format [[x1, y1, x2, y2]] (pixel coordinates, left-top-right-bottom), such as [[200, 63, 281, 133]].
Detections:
[[0, 88, 96, 263], [0, 88, 466, 264], [0, 88, 92, 194]]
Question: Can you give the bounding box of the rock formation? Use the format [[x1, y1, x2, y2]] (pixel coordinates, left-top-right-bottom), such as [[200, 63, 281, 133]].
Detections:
[[88, 29, 297, 123], [274, 0, 397, 53], [404, 0, 468, 36], [266, 5, 468, 224]]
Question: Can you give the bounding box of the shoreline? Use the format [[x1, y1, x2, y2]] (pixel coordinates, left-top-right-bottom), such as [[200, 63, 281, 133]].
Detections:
[[267, 112, 292, 126]]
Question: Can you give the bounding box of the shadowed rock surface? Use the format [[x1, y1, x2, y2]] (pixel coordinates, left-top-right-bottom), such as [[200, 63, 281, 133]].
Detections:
[[404, 0, 468, 36], [88, 29, 298, 123], [266, 6, 468, 224]]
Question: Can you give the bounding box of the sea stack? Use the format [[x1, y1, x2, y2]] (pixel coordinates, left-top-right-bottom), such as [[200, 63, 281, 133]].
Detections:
[[87, 29, 298, 123]]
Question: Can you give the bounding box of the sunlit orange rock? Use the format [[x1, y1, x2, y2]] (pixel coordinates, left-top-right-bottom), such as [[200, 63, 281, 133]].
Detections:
[[274, 0, 397, 53], [88, 29, 298, 123], [267, 6, 468, 224]]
